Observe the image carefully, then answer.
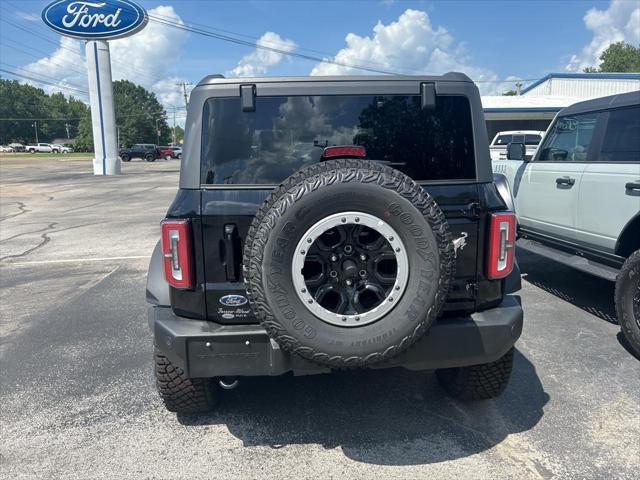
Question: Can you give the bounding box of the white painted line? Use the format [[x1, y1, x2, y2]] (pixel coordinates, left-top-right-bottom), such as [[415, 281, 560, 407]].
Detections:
[[2, 255, 151, 266]]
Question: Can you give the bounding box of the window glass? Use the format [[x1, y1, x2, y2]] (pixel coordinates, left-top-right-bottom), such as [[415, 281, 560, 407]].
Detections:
[[537, 113, 598, 162], [494, 135, 512, 145], [599, 106, 640, 162], [512, 134, 525, 144], [200, 95, 476, 184], [524, 134, 541, 145]]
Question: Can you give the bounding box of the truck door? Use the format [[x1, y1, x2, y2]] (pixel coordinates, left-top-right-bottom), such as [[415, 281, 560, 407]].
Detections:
[[517, 112, 598, 242], [576, 105, 640, 252]]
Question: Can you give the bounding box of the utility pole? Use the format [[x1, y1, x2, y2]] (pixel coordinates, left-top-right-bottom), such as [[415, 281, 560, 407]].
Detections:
[[177, 82, 191, 111], [65, 123, 71, 140], [155, 118, 161, 146], [515, 81, 523, 96], [32, 121, 39, 143], [172, 109, 176, 145]]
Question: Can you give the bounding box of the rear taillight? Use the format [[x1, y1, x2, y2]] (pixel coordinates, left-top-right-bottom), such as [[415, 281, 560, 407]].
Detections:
[[322, 145, 367, 159], [486, 212, 516, 279], [161, 219, 194, 289]]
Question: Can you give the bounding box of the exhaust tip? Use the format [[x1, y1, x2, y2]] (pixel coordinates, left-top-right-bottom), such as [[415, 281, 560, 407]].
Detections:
[[218, 378, 239, 390]]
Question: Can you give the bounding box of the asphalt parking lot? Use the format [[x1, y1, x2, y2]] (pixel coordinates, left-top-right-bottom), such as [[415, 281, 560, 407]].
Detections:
[[1, 155, 639, 479]]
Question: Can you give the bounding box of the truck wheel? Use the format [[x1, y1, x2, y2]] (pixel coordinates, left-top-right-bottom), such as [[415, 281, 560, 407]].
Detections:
[[165, 154, 172, 161], [121, 154, 131, 162], [29, 149, 35, 154], [244, 159, 454, 368], [615, 250, 640, 356], [154, 347, 218, 413], [145, 154, 156, 162], [436, 348, 514, 400]]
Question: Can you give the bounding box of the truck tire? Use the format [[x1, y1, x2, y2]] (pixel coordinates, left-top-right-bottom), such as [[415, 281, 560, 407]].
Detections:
[[121, 154, 131, 162], [436, 348, 514, 400], [615, 250, 640, 356], [29, 149, 35, 154], [145, 153, 156, 162], [154, 347, 218, 413], [243, 159, 454, 368]]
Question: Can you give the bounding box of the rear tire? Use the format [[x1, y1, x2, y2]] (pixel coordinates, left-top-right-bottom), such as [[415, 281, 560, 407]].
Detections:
[[121, 154, 131, 162], [154, 347, 218, 413], [615, 250, 640, 357], [165, 154, 172, 161], [145, 153, 155, 162], [436, 348, 514, 400]]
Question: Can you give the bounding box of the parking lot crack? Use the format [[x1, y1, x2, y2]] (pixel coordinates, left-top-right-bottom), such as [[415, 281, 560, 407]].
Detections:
[[0, 202, 30, 222]]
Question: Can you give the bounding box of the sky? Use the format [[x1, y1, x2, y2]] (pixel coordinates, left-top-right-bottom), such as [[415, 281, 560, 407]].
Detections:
[[1, 0, 639, 124]]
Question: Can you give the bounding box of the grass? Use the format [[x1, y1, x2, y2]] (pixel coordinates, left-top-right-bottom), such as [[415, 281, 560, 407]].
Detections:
[[0, 152, 93, 158]]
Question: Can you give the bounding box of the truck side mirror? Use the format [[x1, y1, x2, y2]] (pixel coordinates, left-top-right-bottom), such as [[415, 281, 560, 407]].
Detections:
[[506, 142, 526, 161]]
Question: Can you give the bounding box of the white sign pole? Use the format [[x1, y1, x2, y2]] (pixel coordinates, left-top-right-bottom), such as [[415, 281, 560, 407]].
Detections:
[[86, 40, 120, 175]]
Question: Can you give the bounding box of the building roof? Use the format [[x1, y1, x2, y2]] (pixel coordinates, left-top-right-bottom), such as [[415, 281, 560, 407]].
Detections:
[[481, 95, 576, 112], [521, 72, 640, 97]]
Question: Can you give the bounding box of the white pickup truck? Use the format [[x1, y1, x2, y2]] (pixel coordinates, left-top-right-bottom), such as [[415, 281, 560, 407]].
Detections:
[[493, 91, 640, 356], [26, 143, 54, 153], [490, 130, 544, 161], [25, 143, 71, 153]]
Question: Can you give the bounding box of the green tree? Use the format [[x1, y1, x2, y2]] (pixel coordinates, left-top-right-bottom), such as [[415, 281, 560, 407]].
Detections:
[[173, 125, 184, 144], [502, 90, 517, 96], [584, 42, 640, 73], [0, 78, 88, 144], [75, 80, 171, 149]]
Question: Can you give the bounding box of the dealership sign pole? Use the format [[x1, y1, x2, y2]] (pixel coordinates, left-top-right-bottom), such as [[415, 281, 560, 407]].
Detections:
[[42, 0, 148, 175]]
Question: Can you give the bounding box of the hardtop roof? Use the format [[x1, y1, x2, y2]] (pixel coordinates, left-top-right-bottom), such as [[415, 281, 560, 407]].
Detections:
[[195, 72, 473, 87], [558, 90, 640, 117]]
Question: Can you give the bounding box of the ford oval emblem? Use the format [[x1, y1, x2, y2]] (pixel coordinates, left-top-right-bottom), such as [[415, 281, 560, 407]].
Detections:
[[219, 295, 248, 307], [42, 0, 148, 40]]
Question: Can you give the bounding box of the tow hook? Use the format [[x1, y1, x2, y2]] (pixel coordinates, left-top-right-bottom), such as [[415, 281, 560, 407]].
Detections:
[[453, 232, 468, 257], [219, 377, 239, 390]]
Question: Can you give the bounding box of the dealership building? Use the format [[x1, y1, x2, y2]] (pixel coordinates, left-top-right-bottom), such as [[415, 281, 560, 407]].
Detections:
[[482, 72, 640, 140]]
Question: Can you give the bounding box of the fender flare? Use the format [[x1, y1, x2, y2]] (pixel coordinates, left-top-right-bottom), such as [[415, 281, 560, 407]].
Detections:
[[146, 241, 170, 306]]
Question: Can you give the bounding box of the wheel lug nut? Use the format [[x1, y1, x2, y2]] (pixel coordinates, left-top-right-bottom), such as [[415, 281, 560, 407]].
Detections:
[[359, 254, 366, 261], [395, 247, 400, 252], [355, 217, 360, 222], [307, 299, 313, 304], [389, 297, 394, 302], [359, 270, 367, 278], [355, 316, 361, 321], [395, 285, 400, 290], [330, 254, 338, 262], [341, 217, 346, 223], [330, 270, 338, 278], [301, 288, 307, 293], [388, 236, 394, 241], [307, 238, 312, 243], [300, 250, 306, 255], [345, 279, 353, 286], [342, 317, 347, 322]]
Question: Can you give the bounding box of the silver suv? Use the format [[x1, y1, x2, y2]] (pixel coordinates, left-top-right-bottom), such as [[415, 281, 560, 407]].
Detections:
[[493, 90, 640, 355]]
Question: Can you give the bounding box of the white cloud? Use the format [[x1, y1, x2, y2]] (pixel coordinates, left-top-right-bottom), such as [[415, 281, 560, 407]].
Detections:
[[20, 6, 188, 112], [309, 9, 502, 94], [566, 0, 640, 72], [227, 31, 297, 77]]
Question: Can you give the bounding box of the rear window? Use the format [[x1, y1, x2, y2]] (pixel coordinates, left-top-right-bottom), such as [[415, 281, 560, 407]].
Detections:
[[494, 135, 511, 145], [200, 94, 476, 185], [524, 134, 541, 145]]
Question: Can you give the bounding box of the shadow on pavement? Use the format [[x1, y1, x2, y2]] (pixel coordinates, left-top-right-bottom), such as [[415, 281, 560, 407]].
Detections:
[[517, 247, 618, 324], [178, 349, 548, 466]]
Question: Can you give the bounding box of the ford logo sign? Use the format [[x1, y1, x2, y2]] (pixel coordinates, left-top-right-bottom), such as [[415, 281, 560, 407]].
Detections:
[[42, 0, 148, 40], [219, 295, 248, 307]]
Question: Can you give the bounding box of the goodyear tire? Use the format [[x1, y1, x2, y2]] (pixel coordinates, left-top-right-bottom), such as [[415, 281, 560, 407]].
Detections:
[[243, 159, 454, 368]]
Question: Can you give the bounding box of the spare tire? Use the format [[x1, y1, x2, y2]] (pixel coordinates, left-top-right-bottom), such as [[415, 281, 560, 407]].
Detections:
[[243, 159, 454, 367]]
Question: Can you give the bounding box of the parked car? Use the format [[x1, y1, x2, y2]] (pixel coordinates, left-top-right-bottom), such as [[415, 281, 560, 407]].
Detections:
[[146, 73, 523, 414], [8, 143, 25, 152], [0, 145, 15, 152], [493, 91, 640, 355], [119, 144, 159, 162], [51, 143, 73, 153], [25, 143, 55, 153], [158, 146, 181, 160], [490, 130, 545, 161]]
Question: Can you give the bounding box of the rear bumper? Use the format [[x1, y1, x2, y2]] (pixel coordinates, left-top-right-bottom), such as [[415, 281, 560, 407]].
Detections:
[[150, 295, 523, 378]]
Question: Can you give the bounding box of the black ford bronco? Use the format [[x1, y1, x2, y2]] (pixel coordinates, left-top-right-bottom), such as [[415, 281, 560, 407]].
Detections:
[[146, 74, 524, 414]]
